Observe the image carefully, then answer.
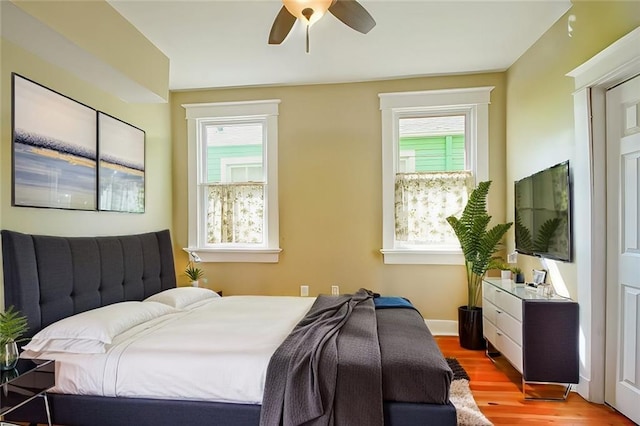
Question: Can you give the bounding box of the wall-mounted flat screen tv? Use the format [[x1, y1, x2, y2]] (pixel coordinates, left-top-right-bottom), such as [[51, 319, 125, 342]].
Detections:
[[514, 160, 572, 262]]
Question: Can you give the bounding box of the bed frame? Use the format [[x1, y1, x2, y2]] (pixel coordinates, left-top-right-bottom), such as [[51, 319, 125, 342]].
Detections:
[[1, 229, 456, 426]]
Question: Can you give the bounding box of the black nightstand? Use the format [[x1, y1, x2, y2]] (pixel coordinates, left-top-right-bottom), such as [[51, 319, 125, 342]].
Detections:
[[0, 359, 55, 426]]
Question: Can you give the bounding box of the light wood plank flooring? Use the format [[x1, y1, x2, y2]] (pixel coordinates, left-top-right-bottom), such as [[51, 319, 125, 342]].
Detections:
[[436, 335, 635, 425]]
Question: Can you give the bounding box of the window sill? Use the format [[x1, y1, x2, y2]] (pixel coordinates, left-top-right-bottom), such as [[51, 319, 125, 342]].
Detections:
[[380, 248, 464, 265], [183, 247, 281, 263]]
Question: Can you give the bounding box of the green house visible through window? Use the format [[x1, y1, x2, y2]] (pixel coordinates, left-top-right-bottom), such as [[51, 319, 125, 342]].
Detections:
[[393, 114, 470, 249], [398, 115, 465, 173], [201, 120, 266, 245], [205, 123, 264, 183]]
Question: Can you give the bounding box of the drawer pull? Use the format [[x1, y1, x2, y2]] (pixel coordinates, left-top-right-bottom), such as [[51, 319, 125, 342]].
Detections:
[[497, 332, 503, 336], [496, 310, 502, 314]]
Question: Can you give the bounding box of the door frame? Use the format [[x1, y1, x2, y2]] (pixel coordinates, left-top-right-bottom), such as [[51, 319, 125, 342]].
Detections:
[[566, 26, 640, 403]]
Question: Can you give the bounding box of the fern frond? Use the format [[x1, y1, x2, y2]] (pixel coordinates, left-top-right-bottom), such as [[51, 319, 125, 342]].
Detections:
[[459, 181, 490, 229], [533, 217, 562, 252], [515, 211, 533, 252], [472, 223, 513, 276], [0, 306, 28, 344]]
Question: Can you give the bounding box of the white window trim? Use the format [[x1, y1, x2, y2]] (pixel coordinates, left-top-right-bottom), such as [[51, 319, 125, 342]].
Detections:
[[183, 100, 282, 263], [379, 87, 493, 265]]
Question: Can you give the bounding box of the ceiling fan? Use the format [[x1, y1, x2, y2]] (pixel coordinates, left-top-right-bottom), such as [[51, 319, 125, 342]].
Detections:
[[268, 0, 376, 52]]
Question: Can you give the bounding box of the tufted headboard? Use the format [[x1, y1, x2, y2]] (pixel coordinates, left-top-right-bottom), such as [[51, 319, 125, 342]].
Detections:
[[1, 229, 177, 338]]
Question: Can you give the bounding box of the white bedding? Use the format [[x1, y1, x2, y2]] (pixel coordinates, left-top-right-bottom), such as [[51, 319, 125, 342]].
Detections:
[[22, 296, 316, 404]]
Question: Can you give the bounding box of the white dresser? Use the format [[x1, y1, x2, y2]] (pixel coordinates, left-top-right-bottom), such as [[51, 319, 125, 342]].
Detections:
[[482, 278, 579, 398]]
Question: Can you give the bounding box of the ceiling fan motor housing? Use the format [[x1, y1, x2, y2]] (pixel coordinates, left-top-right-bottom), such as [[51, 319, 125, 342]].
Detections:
[[283, 0, 333, 25]]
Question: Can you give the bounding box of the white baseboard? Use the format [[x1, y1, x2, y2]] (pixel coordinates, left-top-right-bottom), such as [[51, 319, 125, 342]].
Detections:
[[425, 319, 458, 336], [577, 374, 602, 403]]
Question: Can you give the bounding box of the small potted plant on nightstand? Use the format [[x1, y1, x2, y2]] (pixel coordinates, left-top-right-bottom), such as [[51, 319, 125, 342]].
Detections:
[[185, 263, 204, 287], [0, 306, 28, 370]]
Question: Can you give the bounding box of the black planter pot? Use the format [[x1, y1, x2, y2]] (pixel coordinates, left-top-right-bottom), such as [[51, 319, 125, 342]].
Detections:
[[458, 306, 485, 350]]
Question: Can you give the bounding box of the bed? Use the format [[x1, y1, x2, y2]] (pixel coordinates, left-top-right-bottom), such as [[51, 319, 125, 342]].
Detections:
[[1, 229, 457, 426]]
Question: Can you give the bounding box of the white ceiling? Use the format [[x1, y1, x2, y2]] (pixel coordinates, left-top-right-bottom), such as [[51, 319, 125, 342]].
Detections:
[[107, 0, 572, 91]]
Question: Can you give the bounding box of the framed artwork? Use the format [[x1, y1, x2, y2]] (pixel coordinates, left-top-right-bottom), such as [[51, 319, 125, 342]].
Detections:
[[97, 112, 145, 213], [11, 73, 97, 210], [532, 269, 547, 285]]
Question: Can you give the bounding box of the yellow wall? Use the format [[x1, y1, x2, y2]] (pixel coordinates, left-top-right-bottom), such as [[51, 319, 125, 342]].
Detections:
[[11, 0, 169, 102], [505, 1, 640, 298], [171, 73, 506, 320], [0, 21, 173, 304], [1, 38, 172, 236]]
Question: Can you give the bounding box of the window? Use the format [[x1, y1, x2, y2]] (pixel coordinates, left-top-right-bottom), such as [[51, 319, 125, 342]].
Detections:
[[183, 100, 281, 263], [379, 87, 493, 264]]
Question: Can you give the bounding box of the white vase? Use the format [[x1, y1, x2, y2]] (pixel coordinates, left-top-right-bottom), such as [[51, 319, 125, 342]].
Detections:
[[501, 270, 512, 280], [0, 341, 19, 371], [191, 280, 199, 287]]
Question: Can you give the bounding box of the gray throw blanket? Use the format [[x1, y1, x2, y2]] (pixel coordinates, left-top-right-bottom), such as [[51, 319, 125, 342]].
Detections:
[[260, 289, 383, 426]]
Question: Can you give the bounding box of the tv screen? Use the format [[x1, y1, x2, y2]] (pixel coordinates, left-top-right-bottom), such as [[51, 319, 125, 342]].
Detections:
[[514, 161, 572, 262]]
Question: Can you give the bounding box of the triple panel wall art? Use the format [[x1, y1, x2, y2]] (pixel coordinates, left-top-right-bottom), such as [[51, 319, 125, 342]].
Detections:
[[11, 73, 145, 213]]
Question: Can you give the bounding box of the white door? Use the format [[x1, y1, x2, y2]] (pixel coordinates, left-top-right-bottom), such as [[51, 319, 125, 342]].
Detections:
[[605, 74, 640, 424]]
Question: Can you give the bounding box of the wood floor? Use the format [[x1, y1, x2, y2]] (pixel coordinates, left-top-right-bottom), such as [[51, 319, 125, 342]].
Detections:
[[436, 336, 635, 425]]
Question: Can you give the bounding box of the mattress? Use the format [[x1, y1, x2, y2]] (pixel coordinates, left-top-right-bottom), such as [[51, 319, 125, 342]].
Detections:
[[22, 294, 452, 407], [23, 296, 315, 404]]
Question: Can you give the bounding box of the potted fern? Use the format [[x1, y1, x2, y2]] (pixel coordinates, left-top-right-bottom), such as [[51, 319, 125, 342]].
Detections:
[[447, 181, 512, 349], [0, 306, 28, 370]]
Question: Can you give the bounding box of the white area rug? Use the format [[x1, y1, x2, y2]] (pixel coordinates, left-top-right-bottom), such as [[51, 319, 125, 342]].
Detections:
[[449, 378, 493, 426]]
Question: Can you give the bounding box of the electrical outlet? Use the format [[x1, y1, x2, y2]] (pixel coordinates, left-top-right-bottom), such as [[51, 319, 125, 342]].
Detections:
[[507, 252, 518, 263], [331, 285, 339, 296], [300, 285, 309, 297]]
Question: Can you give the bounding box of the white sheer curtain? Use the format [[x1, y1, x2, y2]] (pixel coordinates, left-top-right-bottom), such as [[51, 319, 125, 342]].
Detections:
[[206, 184, 264, 244], [395, 171, 473, 245]]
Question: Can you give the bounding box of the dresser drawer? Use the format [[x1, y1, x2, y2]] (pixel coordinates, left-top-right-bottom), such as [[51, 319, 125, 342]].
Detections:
[[495, 288, 523, 321], [483, 282, 497, 304], [483, 299, 498, 325], [483, 317, 497, 344], [496, 309, 523, 345], [497, 331, 523, 373]]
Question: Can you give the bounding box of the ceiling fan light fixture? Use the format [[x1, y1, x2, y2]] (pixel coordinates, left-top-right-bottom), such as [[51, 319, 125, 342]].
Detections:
[[282, 0, 333, 26]]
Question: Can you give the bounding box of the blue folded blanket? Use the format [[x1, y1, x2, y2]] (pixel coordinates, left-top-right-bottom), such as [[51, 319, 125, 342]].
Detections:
[[374, 296, 415, 310]]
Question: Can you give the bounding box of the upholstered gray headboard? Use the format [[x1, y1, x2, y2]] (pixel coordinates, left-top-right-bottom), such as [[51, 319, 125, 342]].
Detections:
[[1, 229, 177, 338]]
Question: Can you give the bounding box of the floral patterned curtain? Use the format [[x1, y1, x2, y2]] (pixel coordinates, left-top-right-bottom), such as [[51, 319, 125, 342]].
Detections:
[[395, 171, 473, 245], [206, 184, 264, 244]]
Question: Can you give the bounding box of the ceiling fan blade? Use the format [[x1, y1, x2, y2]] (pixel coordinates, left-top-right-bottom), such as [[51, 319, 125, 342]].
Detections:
[[269, 6, 297, 45], [329, 0, 376, 34]]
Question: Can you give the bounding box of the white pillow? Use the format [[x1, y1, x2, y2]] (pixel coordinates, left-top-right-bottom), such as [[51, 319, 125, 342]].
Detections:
[[23, 301, 177, 354], [144, 287, 220, 309], [23, 338, 108, 354]]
